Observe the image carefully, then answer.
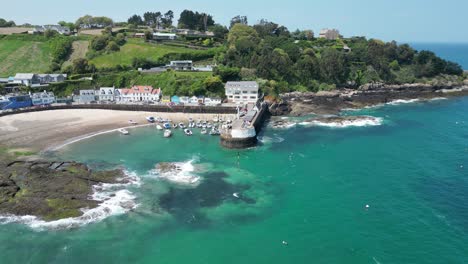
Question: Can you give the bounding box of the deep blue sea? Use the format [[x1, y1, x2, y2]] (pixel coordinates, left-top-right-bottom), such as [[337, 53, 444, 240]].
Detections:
[[411, 43, 468, 70]]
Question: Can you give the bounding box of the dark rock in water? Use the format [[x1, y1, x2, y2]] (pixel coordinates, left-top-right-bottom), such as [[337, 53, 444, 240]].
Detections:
[[310, 115, 377, 124], [158, 171, 253, 224], [270, 83, 468, 116], [155, 162, 181, 174], [0, 156, 124, 221]]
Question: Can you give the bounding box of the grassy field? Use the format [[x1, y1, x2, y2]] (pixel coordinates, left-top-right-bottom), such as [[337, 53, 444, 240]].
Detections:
[[62, 40, 89, 68], [90, 39, 215, 69], [79, 27, 127, 36], [0, 38, 51, 76], [0, 27, 33, 35]]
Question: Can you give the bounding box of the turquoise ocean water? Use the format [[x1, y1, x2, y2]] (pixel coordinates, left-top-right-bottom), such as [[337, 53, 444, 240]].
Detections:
[[1, 96, 468, 263]]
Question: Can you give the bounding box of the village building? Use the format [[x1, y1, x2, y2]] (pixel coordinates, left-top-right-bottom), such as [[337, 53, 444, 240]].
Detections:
[[179, 96, 190, 104], [13, 74, 40, 87], [116, 86, 161, 103], [78, 90, 97, 104], [319, 28, 340, 40], [153, 32, 177, 41], [225, 81, 259, 104], [37, 74, 67, 84], [30, 25, 71, 35], [171, 96, 180, 104], [98, 87, 116, 102], [204, 97, 222, 106], [30, 91, 55, 106], [161, 95, 171, 103], [169, 61, 193, 71], [189, 96, 199, 105]]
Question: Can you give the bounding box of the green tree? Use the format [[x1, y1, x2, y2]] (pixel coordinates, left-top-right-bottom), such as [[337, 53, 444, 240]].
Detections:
[[144, 30, 153, 42], [128, 14, 144, 26], [106, 41, 120, 52], [230, 15, 248, 29], [319, 48, 348, 84], [72, 58, 91, 74]]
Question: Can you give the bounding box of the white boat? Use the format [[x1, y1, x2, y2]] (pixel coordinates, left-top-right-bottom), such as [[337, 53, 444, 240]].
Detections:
[[146, 117, 156, 123], [119, 128, 129, 135], [179, 123, 186, 129], [196, 122, 202, 128], [207, 122, 212, 128], [163, 123, 172, 129], [184, 129, 193, 136], [128, 120, 138, 125], [172, 123, 178, 129], [201, 128, 207, 134], [156, 125, 163, 130], [213, 116, 219, 122], [210, 128, 220, 135], [164, 130, 172, 138]]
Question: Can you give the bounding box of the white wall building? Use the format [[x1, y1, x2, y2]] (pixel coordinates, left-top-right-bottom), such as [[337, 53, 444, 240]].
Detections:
[[153, 32, 177, 40], [225, 81, 259, 104], [116, 86, 161, 103], [204, 97, 222, 106], [31, 91, 55, 106], [78, 90, 96, 104], [13, 73, 39, 86], [99, 87, 116, 102], [319, 28, 340, 40]]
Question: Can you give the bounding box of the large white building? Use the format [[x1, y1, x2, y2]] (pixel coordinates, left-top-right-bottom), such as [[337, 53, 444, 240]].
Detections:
[[98, 87, 116, 102], [225, 81, 259, 104], [116, 86, 161, 103], [319, 28, 340, 40]]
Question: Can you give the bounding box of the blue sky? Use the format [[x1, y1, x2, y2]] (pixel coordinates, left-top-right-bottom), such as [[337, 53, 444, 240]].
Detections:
[[1, 0, 467, 43]]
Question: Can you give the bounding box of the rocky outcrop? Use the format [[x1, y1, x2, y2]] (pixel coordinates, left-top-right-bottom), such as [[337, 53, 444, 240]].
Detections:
[[0, 158, 125, 221], [269, 83, 468, 116]]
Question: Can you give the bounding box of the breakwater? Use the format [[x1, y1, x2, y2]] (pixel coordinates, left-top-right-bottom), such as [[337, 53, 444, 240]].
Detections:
[[0, 104, 237, 118], [220, 102, 269, 149]]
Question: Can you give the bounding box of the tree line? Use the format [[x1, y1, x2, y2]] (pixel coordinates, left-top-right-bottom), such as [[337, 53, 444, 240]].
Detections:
[[0, 18, 15, 27]]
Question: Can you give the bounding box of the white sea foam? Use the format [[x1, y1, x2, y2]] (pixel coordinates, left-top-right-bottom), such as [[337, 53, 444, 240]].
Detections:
[[387, 99, 420, 105], [429, 97, 447, 101], [0, 171, 140, 231], [151, 160, 201, 185], [309, 116, 383, 128]]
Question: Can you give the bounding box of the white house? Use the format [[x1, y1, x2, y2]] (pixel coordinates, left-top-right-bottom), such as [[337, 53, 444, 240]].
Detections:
[[116, 86, 161, 103], [179, 96, 190, 104], [204, 97, 222, 106], [13, 73, 39, 86], [169, 61, 193, 71], [78, 90, 97, 104], [225, 81, 259, 104], [31, 25, 71, 35], [98, 87, 116, 102], [189, 96, 199, 105], [31, 91, 55, 106], [153, 32, 177, 40]]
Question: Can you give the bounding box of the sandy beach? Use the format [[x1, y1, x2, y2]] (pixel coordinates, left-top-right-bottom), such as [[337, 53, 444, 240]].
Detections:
[[0, 109, 236, 152]]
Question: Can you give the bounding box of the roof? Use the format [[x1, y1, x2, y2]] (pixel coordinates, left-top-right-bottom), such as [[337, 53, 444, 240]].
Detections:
[[14, 73, 35, 80], [154, 33, 176, 37], [225, 81, 259, 91], [121, 86, 161, 95], [170, 60, 193, 64]]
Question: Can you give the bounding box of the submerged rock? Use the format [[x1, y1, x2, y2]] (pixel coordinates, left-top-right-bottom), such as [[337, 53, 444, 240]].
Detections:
[[0, 157, 124, 221], [154, 161, 201, 185]]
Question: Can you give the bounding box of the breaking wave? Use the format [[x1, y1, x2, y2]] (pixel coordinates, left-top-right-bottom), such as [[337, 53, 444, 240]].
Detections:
[[150, 160, 201, 185], [299, 116, 383, 128], [0, 170, 140, 231], [387, 99, 420, 105]]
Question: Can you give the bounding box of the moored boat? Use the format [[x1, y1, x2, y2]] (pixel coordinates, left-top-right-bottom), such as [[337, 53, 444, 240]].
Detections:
[[156, 125, 163, 130], [119, 128, 129, 135], [184, 129, 193, 136], [146, 116, 156, 123], [164, 130, 172, 138], [201, 128, 207, 134], [163, 123, 172, 129], [179, 123, 186, 129], [128, 120, 138, 125]]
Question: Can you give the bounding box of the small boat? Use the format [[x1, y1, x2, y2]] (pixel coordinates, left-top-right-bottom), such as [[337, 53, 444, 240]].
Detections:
[[213, 116, 219, 122], [184, 129, 193, 136], [201, 128, 207, 134], [146, 116, 156, 123], [128, 120, 138, 125], [163, 123, 172, 129], [119, 128, 129, 135], [196, 122, 202, 128], [210, 128, 220, 135], [207, 122, 212, 128], [172, 123, 178, 129], [179, 123, 186, 129], [164, 130, 172, 138], [156, 125, 163, 130]]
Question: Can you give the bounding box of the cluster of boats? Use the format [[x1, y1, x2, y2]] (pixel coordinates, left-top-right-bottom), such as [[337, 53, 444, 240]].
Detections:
[[145, 116, 227, 138]]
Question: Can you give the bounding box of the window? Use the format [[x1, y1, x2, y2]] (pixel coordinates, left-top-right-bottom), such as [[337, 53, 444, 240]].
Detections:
[[250, 96, 256, 99], [242, 91, 248, 94], [228, 96, 233, 98], [234, 96, 240, 99], [251, 91, 257, 94]]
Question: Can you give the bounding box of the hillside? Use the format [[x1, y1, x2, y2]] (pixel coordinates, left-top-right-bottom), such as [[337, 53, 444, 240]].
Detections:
[[89, 39, 217, 69], [62, 40, 89, 69], [0, 36, 52, 76]]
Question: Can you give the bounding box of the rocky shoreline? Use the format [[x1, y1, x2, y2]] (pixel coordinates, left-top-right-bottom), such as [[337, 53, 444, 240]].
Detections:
[[0, 151, 127, 222], [268, 82, 468, 116]]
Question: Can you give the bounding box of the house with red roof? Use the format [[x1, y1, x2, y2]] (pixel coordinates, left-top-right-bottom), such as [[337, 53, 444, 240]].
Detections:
[[116, 86, 162, 103]]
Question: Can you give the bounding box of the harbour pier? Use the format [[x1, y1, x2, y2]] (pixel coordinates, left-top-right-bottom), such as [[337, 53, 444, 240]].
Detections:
[[220, 100, 268, 149]]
